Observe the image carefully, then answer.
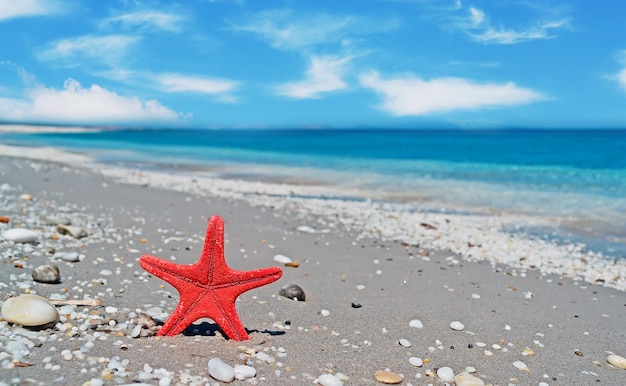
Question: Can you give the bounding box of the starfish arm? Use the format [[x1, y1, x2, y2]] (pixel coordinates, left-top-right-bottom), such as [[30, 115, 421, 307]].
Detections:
[[157, 287, 206, 336], [217, 267, 283, 296], [140, 254, 208, 291]]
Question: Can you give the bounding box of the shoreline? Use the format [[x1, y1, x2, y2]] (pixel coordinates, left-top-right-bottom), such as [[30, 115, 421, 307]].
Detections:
[[1, 155, 626, 385], [0, 143, 625, 292]]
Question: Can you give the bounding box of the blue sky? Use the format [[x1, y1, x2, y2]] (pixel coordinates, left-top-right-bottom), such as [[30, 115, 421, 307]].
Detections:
[[1, 0, 625, 129]]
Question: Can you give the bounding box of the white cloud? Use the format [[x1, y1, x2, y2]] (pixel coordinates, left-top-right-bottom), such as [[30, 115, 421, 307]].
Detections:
[[0, 0, 60, 21], [157, 73, 237, 94], [617, 69, 626, 91], [359, 71, 544, 116], [275, 56, 350, 99], [0, 78, 180, 125], [38, 35, 140, 65], [101, 11, 186, 33], [231, 9, 398, 51], [452, 6, 569, 45]]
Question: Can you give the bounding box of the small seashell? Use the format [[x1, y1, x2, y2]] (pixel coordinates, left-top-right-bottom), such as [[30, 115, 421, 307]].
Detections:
[[279, 284, 305, 301], [374, 370, 402, 384], [450, 321, 465, 331], [317, 373, 343, 386], [56, 225, 87, 239], [1, 294, 59, 327], [607, 354, 626, 369], [454, 371, 485, 386], [296, 225, 316, 233], [273, 254, 293, 264], [399, 338, 411, 347], [408, 357, 423, 367], [19, 193, 33, 201], [284, 261, 300, 267], [2, 228, 39, 243], [136, 313, 157, 328], [208, 358, 235, 382], [32, 264, 61, 284], [0, 215, 10, 223], [437, 367, 455, 382]]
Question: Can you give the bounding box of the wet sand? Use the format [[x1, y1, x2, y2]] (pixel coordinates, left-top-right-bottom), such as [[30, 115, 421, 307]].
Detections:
[[1, 156, 626, 385]]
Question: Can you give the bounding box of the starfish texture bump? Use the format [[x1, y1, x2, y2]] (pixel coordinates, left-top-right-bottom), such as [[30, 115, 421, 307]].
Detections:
[[139, 215, 282, 340]]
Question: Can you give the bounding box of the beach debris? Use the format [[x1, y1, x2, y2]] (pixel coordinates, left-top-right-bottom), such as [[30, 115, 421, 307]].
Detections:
[[208, 358, 235, 382], [374, 370, 402, 384], [296, 225, 316, 233], [19, 193, 33, 201], [56, 224, 87, 239], [1, 294, 58, 327], [437, 366, 455, 382], [0, 215, 9, 223], [317, 373, 343, 386], [41, 216, 71, 225], [351, 302, 362, 308], [285, 261, 300, 268], [607, 354, 626, 369], [234, 364, 256, 381], [32, 264, 61, 283], [398, 338, 411, 347], [53, 251, 81, 262], [139, 216, 282, 340], [279, 284, 306, 301], [2, 228, 39, 243], [273, 254, 293, 264], [408, 319, 424, 328], [512, 360, 529, 371], [454, 371, 485, 386], [48, 298, 102, 307], [450, 320, 465, 331], [408, 357, 423, 367]]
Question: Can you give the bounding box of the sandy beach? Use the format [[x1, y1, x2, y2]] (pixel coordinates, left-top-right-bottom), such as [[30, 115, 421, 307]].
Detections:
[[1, 153, 626, 385]]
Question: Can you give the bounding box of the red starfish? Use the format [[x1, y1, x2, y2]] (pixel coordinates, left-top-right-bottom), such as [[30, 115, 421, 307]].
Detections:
[[139, 215, 282, 341]]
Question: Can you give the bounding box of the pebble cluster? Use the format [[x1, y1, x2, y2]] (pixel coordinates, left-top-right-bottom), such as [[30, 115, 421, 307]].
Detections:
[[2, 151, 626, 385]]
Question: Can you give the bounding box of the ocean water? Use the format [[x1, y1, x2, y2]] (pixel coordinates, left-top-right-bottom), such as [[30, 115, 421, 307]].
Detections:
[[2, 128, 625, 257]]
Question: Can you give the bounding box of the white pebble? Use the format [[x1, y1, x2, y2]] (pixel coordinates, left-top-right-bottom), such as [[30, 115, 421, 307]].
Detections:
[[207, 358, 235, 382], [454, 371, 485, 386], [321, 309, 330, 317], [437, 367, 454, 382], [234, 364, 256, 380], [399, 339, 411, 347], [408, 357, 423, 367], [1, 294, 58, 326], [408, 319, 423, 328], [317, 373, 343, 386], [273, 254, 293, 264], [105, 306, 118, 314], [99, 269, 113, 276], [512, 360, 528, 371], [471, 293, 481, 299], [2, 228, 39, 243], [450, 321, 465, 331]]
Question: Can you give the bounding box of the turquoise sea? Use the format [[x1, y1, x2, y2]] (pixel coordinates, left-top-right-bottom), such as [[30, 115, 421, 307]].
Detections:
[[2, 128, 625, 258]]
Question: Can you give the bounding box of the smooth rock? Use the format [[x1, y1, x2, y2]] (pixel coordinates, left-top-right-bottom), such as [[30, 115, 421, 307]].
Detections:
[[273, 254, 293, 264], [317, 373, 343, 386], [296, 225, 316, 233], [32, 264, 61, 284], [3, 340, 29, 357], [408, 319, 423, 328], [56, 225, 87, 239], [607, 354, 626, 369], [399, 338, 411, 347], [279, 284, 306, 301], [450, 321, 465, 331], [0, 215, 9, 223], [374, 370, 402, 384], [454, 372, 485, 386], [1, 294, 58, 327], [2, 228, 39, 243], [208, 358, 235, 382], [512, 360, 528, 371], [234, 365, 256, 380], [53, 252, 80, 262], [19, 194, 33, 201], [437, 366, 454, 382], [408, 357, 423, 367]]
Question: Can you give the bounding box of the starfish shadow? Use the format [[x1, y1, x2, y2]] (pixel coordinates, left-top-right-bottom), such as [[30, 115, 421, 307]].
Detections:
[[183, 320, 285, 338]]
